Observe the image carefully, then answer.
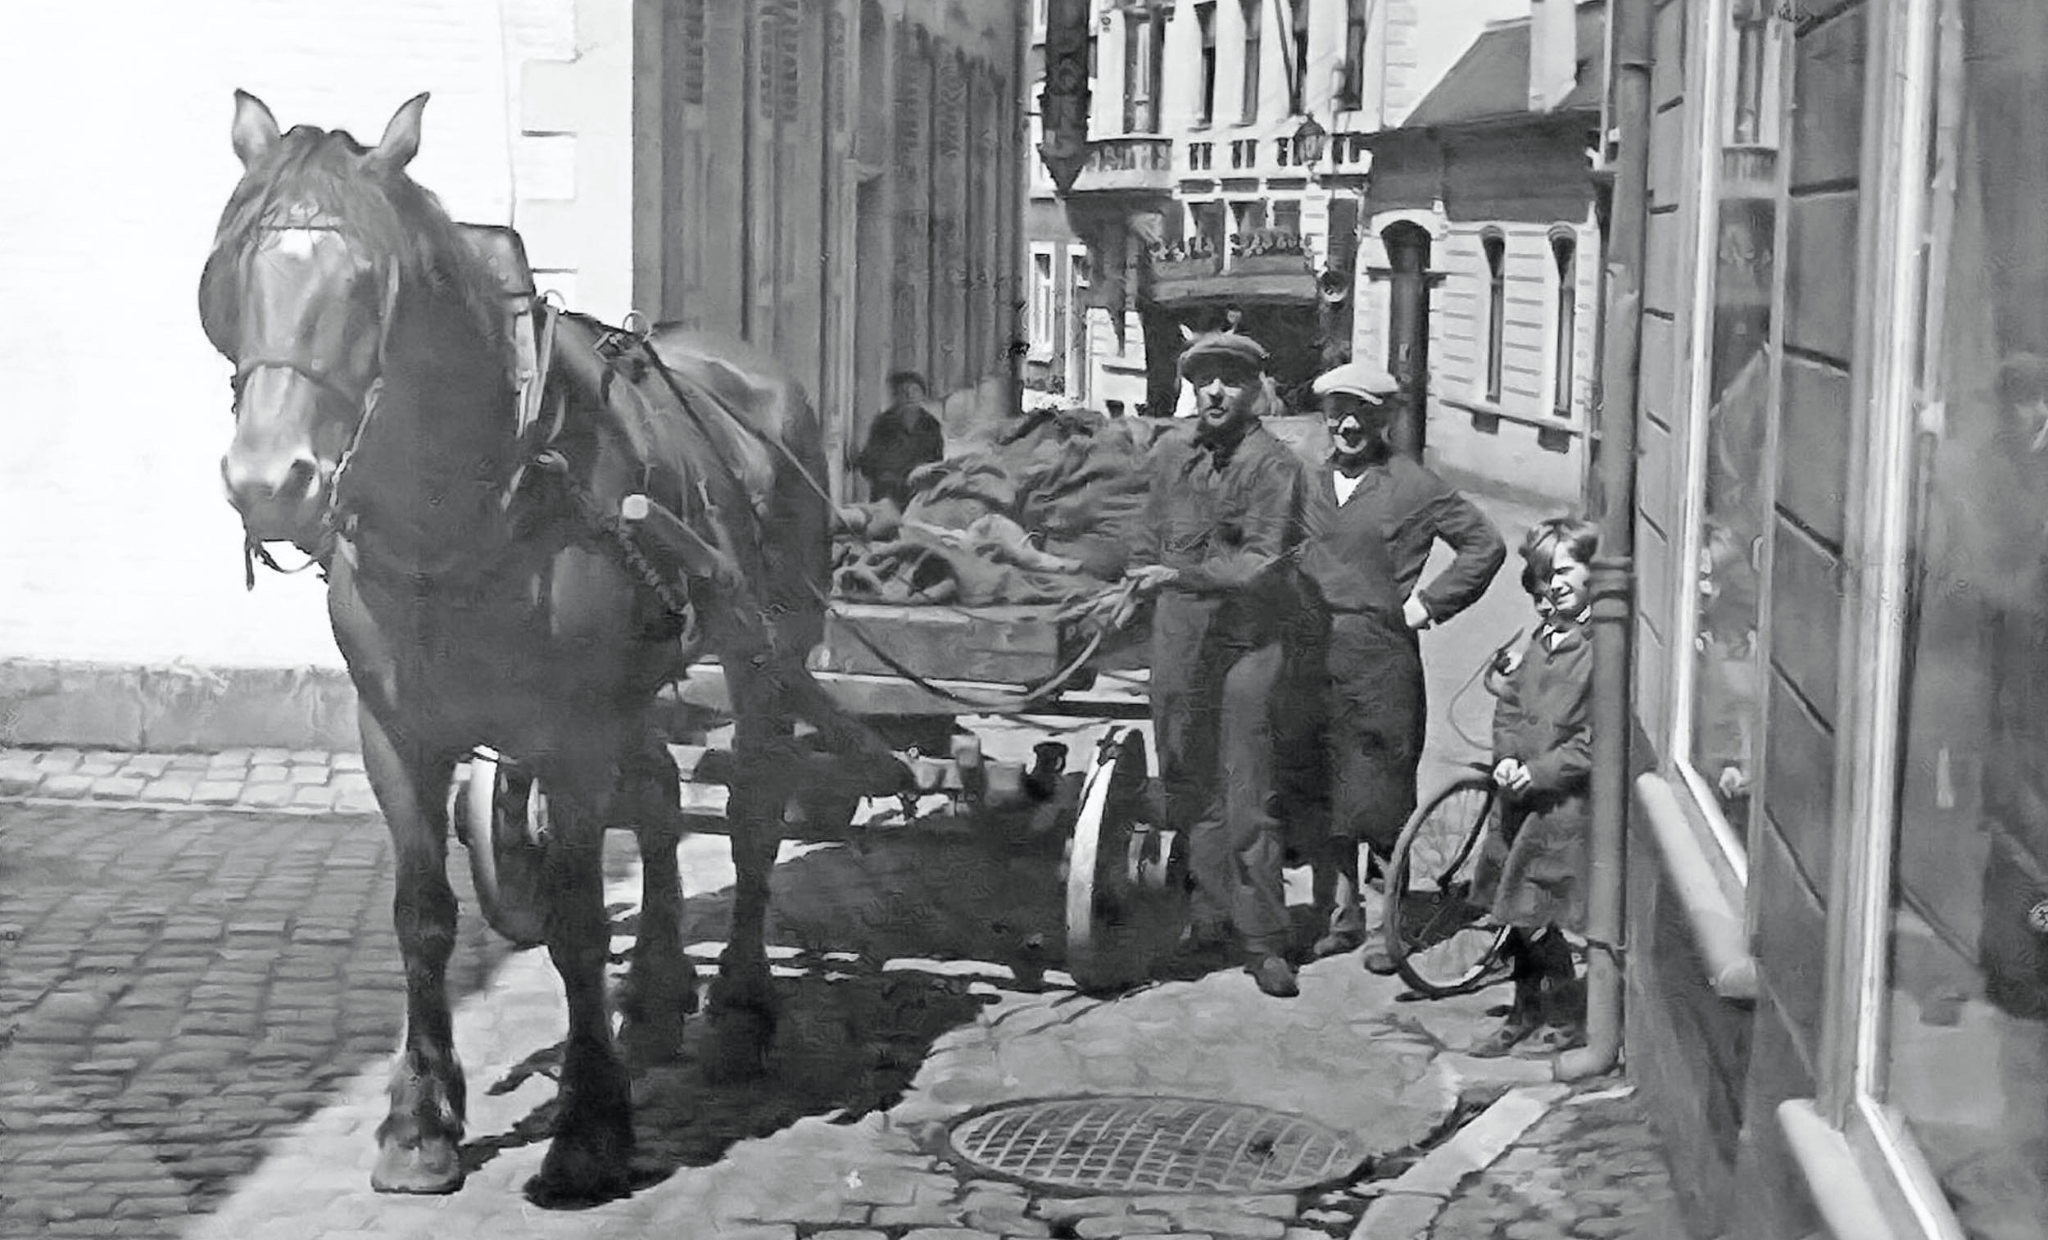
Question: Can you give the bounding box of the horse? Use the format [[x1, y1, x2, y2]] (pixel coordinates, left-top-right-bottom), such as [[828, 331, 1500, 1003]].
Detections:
[[198, 90, 895, 1203]]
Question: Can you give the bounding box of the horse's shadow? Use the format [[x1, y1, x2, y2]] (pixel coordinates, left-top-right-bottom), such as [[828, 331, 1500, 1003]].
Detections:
[[456, 818, 1078, 1201]]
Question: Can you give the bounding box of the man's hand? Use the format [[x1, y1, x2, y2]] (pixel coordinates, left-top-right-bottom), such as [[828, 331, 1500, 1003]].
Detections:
[[1493, 758, 1532, 793], [1126, 564, 1181, 592], [1403, 593, 1433, 630]]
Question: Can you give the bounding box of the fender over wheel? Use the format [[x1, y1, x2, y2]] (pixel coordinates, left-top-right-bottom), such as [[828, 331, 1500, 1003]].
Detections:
[[1064, 728, 1185, 993], [453, 748, 552, 948]]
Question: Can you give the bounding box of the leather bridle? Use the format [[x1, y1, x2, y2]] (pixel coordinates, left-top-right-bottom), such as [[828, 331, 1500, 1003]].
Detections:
[[229, 219, 402, 581]]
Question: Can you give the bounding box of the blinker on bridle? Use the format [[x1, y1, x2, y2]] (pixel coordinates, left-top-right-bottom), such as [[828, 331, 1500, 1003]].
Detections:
[[229, 217, 403, 587]]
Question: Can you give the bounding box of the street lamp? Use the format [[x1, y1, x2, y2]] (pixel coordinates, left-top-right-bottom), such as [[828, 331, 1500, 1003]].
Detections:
[[1292, 115, 1328, 170]]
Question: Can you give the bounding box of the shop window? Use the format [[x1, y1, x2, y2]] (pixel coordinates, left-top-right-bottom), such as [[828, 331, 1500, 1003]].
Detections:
[[1878, 2, 2048, 1234], [1481, 230, 1506, 404], [1673, 7, 1779, 861]]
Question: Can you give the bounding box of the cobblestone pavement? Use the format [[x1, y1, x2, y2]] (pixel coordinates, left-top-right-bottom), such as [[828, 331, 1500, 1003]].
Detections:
[[0, 774, 1693, 1240], [0, 747, 378, 814], [0, 801, 511, 1239], [1412, 1082, 1689, 1240]]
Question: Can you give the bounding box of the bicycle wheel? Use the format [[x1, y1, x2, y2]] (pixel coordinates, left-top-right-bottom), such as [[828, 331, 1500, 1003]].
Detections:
[[1383, 773, 1511, 997]]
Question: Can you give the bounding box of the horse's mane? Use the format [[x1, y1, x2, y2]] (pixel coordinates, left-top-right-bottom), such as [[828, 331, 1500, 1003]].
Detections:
[[205, 125, 507, 365]]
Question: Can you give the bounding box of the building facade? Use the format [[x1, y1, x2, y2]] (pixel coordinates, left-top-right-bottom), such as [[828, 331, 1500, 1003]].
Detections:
[[0, 0, 1023, 746], [1041, 0, 1527, 420], [1357, 0, 1607, 501], [1613, 0, 2048, 1236]]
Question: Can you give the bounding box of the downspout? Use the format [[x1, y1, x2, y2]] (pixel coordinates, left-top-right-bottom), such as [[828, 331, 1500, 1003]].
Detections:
[[1556, 0, 1652, 1084], [1010, 0, 1030, 423]]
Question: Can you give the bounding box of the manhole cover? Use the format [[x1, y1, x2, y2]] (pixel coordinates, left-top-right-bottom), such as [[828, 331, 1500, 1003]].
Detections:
[[945, 1095, 1363, 1194]]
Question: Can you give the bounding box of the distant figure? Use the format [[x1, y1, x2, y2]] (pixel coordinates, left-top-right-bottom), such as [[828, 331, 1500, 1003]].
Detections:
[[855, 370, 945, 508]]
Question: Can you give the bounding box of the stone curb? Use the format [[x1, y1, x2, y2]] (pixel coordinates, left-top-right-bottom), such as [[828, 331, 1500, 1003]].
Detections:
[[0, 746, 377, 815], [1348, 1083, 1571, 1240]]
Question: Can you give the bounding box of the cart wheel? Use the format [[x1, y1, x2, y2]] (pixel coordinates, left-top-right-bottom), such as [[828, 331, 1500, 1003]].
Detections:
[[1383, 772, 1511, 997], [455, 749, 551, 949], [1064, 729, 1183, 992]]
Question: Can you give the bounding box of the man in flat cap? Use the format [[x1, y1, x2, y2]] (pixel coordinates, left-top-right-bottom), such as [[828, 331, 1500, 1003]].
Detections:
[[1296, 360, 1505, 971], [1124, 331, 1313, 998]]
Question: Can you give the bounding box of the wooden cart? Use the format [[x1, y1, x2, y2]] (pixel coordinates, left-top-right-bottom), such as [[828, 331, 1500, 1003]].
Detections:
[[457, 598, 1187, 992]]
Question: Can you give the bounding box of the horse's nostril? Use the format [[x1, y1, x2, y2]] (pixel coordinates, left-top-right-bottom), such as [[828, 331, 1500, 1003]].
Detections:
[[278, 457, 319, 504]]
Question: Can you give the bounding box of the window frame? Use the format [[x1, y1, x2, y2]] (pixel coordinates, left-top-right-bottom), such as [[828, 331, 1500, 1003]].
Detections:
[[1197, 1, 1219, 126], [1288, 0, 1311, 116], [1339, 0, 1368, 111], [1480, 229, 1507, 405], [1665, 0, 1784, 878], [1240, 0, 1262, 125], [1065, 246, 1093, 401], [1821, 1, 1996, 1236], [1549, 226, 1579, 419], [1029, 243, 1057, 360]]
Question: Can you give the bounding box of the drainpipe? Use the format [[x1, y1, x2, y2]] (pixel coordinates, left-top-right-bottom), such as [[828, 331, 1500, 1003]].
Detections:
[[1556, 0, 1652, 1084]]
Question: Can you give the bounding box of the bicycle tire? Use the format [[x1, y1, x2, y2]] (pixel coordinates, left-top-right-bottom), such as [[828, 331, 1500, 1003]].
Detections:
[[1383, 773, 1511, 997]]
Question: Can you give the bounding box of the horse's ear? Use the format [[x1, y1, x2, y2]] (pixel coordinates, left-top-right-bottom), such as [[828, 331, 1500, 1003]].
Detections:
[[231, 90, 280, 169], [368, 92, 430, 172]]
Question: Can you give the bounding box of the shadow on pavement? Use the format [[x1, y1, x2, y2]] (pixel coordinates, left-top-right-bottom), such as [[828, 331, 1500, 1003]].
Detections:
[[456, 818, 1236, 1201]]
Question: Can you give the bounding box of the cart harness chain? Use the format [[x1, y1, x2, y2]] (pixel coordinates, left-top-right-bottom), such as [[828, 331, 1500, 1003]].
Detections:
[[619, 330, 1136, 713]]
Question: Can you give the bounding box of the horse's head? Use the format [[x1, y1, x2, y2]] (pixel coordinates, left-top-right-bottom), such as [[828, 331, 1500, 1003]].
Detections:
[[201, 91, 429, 545]]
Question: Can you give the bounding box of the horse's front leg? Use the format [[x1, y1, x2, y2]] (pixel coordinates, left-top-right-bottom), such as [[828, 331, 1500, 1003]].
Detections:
[[619, 733, 697, 1065], [361, 710, 467, 1195], [528, 754, 635, 1204]]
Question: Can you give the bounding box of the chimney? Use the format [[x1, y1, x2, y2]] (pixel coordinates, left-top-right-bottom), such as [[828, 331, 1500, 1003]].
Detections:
[[1528, 0, 1578, 114]]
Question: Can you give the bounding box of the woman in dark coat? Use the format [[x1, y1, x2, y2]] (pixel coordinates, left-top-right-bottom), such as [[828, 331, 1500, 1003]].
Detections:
[[1468, 516, 1597, 1057]]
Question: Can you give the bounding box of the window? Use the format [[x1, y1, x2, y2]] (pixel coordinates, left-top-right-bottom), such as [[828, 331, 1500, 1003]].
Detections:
[[1029, 100, 1049, 193], [1065, 248, 1092, 403], [1289, 0, 1311, 115], [1339, 0, 1367, 110], [1030, 247, 1055, 358], [1240, 0, 1262, 124], [1123, 11, 1155, 132], [1875, 4, 2048, 1235], [1198, 3, 1218, 125], [1272, 200, 1301, 239], [1481, 230, 1506, 404], [1673, 6, 1781, 860], [1550, 230, 1577, 417]]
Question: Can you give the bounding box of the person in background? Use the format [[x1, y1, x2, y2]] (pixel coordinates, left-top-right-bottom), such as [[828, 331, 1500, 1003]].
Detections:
[[1467, 516, 1598, 1057], [1300, 362, 1505, 973], [854, 370, 945, 508], [1124, 331, 1313, 999]]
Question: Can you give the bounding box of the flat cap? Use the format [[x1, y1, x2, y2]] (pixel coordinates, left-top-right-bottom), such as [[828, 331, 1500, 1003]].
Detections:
[[1312, 361, 1401, 400], [1178, 332, 1270, 375]]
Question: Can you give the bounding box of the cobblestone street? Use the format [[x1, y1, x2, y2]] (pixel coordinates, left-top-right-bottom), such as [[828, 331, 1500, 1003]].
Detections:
[[2, 775, 1687, 1240]]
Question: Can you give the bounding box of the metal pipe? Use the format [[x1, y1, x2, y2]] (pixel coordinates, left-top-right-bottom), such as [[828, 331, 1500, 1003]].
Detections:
[[1556, 0, 1653, 1084]]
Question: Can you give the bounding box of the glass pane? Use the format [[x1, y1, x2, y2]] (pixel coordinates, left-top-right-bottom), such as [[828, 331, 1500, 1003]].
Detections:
[[1884, 1, 2048, 1234], [1681, 16, 1776, 846]]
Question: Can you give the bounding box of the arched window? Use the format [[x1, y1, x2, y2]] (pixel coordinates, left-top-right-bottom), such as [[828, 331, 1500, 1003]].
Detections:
[[1550, 229, 1578, 416], [1482, 230, 1507, 404]]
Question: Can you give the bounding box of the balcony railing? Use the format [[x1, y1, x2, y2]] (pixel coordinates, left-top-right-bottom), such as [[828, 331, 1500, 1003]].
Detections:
[[1067, 135, 1175, 196], [1150, 228, 1316, 288], [1720, 143, 1778, 203]]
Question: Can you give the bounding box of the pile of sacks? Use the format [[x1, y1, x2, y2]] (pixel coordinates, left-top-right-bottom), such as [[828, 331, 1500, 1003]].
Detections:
[[832, 407, 1167, 607]]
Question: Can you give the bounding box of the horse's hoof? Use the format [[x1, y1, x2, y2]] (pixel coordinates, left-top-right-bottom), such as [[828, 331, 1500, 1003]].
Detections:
[[526, 1122, 635, 1207], [620, 1008, 689, 1067], [702, 1003, 776, 1081], [371, 1135, 464, 1194]]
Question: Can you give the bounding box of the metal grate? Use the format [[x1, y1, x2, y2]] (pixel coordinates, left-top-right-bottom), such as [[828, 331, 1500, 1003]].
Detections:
[[945, 1096, 1363, 1194]]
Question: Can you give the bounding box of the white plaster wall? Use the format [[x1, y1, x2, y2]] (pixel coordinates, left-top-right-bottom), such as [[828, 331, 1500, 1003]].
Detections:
[[0, 0, 629, 669]]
